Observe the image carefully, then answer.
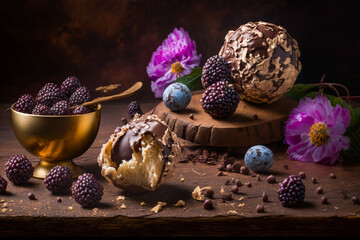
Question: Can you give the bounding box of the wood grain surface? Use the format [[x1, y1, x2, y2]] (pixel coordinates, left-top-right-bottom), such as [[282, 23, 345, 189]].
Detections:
[[0, 100, 359, 237], [153, 90, 298, 148]]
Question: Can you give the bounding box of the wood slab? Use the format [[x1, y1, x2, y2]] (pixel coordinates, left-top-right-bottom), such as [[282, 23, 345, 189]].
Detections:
[[152, 90, 298, 148]]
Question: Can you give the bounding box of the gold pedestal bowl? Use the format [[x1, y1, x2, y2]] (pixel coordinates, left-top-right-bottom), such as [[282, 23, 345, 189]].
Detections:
[[10, 104, 101, 179]]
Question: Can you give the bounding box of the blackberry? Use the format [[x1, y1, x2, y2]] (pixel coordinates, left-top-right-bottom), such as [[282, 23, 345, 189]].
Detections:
[[278, 175, 305, 207], [72, 105, 90, 115], [60, 76, 82, 98], [200, 81, 240, 118], [50, 100, 72, 115], [201, 55, 233, 88], [36, 83, 65, 107], [44, 165, 73, 194], [72, 173, 104, 208], [127, 101, 143, 118], [0, 176, 7, 194], [13, 94, 36, 114], [32, 104, 51, 115], [5, 155, 34, 185], [69, 86, 91, 106]]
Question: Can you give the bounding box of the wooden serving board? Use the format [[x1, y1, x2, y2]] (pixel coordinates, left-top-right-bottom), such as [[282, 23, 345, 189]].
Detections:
[[152, 90, 298, 148]]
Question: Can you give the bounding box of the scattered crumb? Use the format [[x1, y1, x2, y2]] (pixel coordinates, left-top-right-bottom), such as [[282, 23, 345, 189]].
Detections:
[[119, 203, 126, 209], [334, 206, 339, 210], [140, 202, 146, 206], [227, 210, 238, 215], [192, 186, 212, 201], [192, 168, 202, 176], [174, 200, 186, 207], [220, 186, 226, 196], [92, 208, 99, 215], [151, 202, 166, 213], [0, 200, 4, 203], [180, 177, 185, 182], [238, 196, 245, 201], [2, 203, 8, 208], [116, 196, 125, 201], [1, 208, 7, 213], [238, 203, 245, 208], [68, 206, 74, 211]]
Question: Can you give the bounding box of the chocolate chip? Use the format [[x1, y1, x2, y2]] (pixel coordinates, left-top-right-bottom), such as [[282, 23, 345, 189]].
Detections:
[[240, 166, 249, 175], [231, 185, 239, 194], [299, 171, 306, 179], [218, 163, 226, 171], [321, 196, 328, 204], [203, 199, 213, 210], [262, 192, 268, 202], [330, 173, 336, 179], [311, 177, 317, 184], [266, 175, 276, 184], [352, 196, 360, 204], [283, 164, 289, 170], [189, 114, 194, 120], [222, 192, 232, 201], [256, 204, 265, 213], [217, 171, 226, 176], [226, 164, 233, 172], [205, 189, 214, 198], [235, 179, 242, 187], [57, 197, 62, 203], [232, 163, 242, 173], [225, 179, 231, 185], [316, 186, 324, 194], [256, 175, 261, 181], [28, 193, 36, 200], [253, 114, 258, 120]]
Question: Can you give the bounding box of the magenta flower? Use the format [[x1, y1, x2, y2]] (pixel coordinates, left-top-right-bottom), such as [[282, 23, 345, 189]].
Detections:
[[284, 94, 351, 165], [147, 27, 202, 98]]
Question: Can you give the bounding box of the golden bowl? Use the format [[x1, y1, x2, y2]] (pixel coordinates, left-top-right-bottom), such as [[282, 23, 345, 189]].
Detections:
[[10, 104, 101, 179]]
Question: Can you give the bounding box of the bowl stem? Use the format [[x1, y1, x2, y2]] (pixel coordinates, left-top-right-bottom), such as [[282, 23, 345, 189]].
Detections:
[[33, 158, 86, 179]]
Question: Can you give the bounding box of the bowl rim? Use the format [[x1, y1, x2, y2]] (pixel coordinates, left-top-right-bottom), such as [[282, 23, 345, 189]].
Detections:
[[11, 103, 101, 117]]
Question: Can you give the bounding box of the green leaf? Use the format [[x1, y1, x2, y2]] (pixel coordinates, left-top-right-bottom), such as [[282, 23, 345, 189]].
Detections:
[[342, 107, 360, 157], [174, 67, 203, 91], [284, 83, 319, 101]]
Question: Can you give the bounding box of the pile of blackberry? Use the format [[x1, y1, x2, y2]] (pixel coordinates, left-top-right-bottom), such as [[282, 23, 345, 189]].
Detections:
[[201, 55, 233, 88], [200, 55, 239, 118], [5, 155, 34, 185], [72, 173, 104, 208], [278, 175, 305, 207], [128, 101, 143, 118], [0, 176, 7, 194], [12, 76, 92, 116], [44, 165, 73, 194]]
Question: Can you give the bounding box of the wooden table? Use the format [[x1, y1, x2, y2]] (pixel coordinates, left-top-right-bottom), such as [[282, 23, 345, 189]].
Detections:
[[0, 99, 359, 237]]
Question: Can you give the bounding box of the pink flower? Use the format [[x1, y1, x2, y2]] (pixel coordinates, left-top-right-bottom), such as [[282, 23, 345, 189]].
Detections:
[[147, 27, 201, 98], [284, 94, 351, 165]]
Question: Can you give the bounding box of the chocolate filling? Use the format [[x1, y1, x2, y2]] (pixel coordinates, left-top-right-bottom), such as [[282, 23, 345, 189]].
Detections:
[[111, 118, 171, 168]]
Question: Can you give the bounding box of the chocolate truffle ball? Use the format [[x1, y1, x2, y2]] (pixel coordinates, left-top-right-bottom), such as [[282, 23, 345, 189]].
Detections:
[[219, 21, 301, 104], [97, 114, 181, 192]]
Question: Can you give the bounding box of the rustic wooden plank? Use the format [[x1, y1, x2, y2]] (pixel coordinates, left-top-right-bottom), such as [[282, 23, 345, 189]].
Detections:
[[0, 102, 359, 237]]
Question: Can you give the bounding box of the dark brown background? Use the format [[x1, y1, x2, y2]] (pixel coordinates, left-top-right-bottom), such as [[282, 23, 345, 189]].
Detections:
[[1, 0, 359, 103]]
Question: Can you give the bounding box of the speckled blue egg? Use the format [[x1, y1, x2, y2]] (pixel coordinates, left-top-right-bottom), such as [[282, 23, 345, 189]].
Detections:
[[244, 145, 274, 172], [163, 83, 191, 111]]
